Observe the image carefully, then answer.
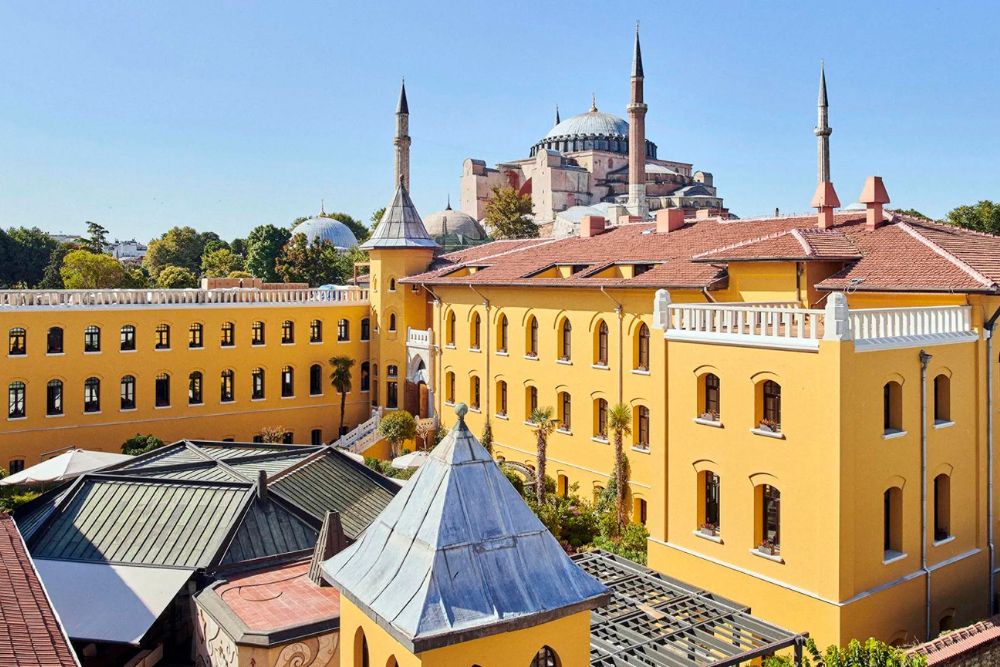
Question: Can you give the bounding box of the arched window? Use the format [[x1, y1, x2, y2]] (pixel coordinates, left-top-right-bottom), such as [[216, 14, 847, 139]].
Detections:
[[526, 386, 538, 418], [221, 322, 235, 347], [595, 320, 609, 366], [8, 328, 26, 356], [386, 365, 398, 408], [281, 366, 294, 397], [635, 406, 650, 451], [758, 380, 781, 432], [310, 319, 323, 343], [883, 381, 902, 434], [498, 314, 509, 353], [884, 487, 902, 555], [338, 319, 349, 342], [445, 371, 456, 403], [119, 376, 134, 410], [558, 391, 571, 430], [47, 326, 64, 354], [252, 368, 265, 400], [119, 324, 134, 351], [526, 316, 539, 357], [471, 313, 482, 350], [84, 377, 101, 412], [252, 321, 265, 345], [634, 497, 648, 525], [281, 320, 294, 344], [46, 379, 63, 416], [85, 325, 102, 353], [595, 398, 608, 438], [188, 372, 203, 405], [155, 373, 170, 407], [389, 278, 396, 292], [155, 324, 170, 350], [310, 364, 323, 395], [8, 381, 25, 418], [496, 380, 508, 416], [934, 474, 951, 541], [354, 627, 370, 667], [220, 370, 235, 402], [635, 323, 650, 371], [371, 364, 379, 405], [446, 311, 456, 345], [360, 317, 370, 341], [360, 362, 370, 392], [699, 471, 721, 535], [559, 319, 572, 361], [699, 373, 720, 420], [470, 375, 481, 409], [934, 374, 951, 424], [757, 484, 781, 555], [530, 646, 559, 667], [388, 313, 397, 332], [188, 323, 203, 348]]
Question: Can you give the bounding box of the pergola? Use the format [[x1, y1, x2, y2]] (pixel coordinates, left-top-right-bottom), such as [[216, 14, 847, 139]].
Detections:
[[574, 551, 806, 667]]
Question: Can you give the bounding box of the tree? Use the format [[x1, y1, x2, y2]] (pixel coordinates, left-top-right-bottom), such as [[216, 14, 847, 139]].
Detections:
[[123, 266, 151, 288], [275, 233, 349, 286], [246, 224, 291, 281], [60, 250, 126, 288], [416, 418, 437, 450], [378, 410, 416, 458], [144, 226, 205, 278], [371, 207, 386, 228], [85, 221, 110, 254], [530, 406, 557, 504], [946, 200, 1000, 235], [607, 402, 633, 532], [201, 248, 245, 277], [257, 426, 286, 443], [230, 238, 248, 257], [202, 238, 230, 257], [484, 185, 536, 239], [763, 638, 926, 667], [329, 355, 355, 436], [6, 227, 59, 287], [122, 434, 165, 456], [156, 265, 198, 288], [892, 208, 931, 220], [38, 243, 77, 288], [481, 420, 494, 455]]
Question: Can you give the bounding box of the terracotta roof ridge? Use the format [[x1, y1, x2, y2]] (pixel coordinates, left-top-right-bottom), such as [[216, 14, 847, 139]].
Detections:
[[453, 238, 556, 266], [693, 229, 796, 259], [905, 215, 1000, 239], [788, 229, 815, 257], [898, 222, 996, 289]]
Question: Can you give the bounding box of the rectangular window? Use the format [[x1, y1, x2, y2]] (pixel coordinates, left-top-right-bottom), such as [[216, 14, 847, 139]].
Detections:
[[311, 429, 322, 446], [9, 329, 26, 356], [762, 381, 781, 431], [310, 320, 323, 343], [762, 485, 781, 550], [252, 322, 265, 346], [704, 374, 720, 419], [85, 326, 101, 352], [252, 370, 265, 400], [387, 381, 398, 409], [281, 321, 294, 344], [8, 382, 26, 419], [8, 460, 24, 475], [155, 324, 170, 350], [120, 377, 135, 410], [281, 368, 294, 397], [597, 399, 607, 437], [361, 318, 370, 341], [188, 324, 203, 348], [337, 319, 349, 342], [85, 380, 101, 412], [120, 325, 135, 351], [221, 371, 234, 402], [155, 374, 170, 407], [221, 322, 235, 347], [189, 373, 203, 405], [704, 472, 720, 528], [46, 381, 63, 416], [47, 328, 64, 354]]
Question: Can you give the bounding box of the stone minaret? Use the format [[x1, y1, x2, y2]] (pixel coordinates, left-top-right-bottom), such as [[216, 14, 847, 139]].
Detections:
[[815, 62, 831, 184], [394, 79, 411, 192], [627, 24, 648, 218]]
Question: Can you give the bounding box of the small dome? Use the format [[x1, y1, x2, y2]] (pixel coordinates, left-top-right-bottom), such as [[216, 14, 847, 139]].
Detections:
[[291, 216, 359, 250], [423, 206, 487, 242], [543, 110, 629, 141]]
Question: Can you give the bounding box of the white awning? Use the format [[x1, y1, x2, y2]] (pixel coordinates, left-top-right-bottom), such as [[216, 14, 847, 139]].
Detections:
[[1, 449, 132, 486], [34, 560, 193, 645]]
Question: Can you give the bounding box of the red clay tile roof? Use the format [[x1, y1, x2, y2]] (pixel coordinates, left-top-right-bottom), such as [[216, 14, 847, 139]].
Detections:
[[0, 514, 77, 667], [403, 212, 1000, 294], [214, 560, 340, 633], [911, 615, 1000, 665]]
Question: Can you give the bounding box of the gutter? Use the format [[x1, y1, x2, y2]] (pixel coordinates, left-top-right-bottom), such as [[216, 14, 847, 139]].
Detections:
[[985, 305, 1000, 614], [920, 349, 933, 639], [468, 284, 491, 419], [599, 287, 625, 403]]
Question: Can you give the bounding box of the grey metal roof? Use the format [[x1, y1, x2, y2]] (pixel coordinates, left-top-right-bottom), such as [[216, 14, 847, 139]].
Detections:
[[577, 551, 804, 667], [291, 216, 359, 250], [219, 497, 318, 565], [360, 182, 439, 250], [322, 405, 609, 653], [423, 206, 487, 242], [543, 110, 629, 141]]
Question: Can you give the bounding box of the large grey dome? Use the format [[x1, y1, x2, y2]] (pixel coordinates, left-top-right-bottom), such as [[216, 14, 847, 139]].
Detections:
[[423, 206, 487, 242], [291, 216, 359, 250], [543, 110, 628, 141]]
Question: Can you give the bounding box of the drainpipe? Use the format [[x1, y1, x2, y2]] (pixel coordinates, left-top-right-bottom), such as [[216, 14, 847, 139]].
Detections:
[[920, 348, 933, 639], [985, 306, 1000, 614], [701, 287, 717, 304], [600, 287, 624, 403], [468, 284, 491, 419]]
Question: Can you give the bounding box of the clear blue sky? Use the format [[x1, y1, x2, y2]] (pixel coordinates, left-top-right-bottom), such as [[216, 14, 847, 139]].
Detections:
[[1, 1, 997, 242]]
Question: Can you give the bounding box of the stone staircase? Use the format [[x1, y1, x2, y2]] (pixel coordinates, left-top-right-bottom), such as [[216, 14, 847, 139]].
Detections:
[[332, 408, 383, 455]]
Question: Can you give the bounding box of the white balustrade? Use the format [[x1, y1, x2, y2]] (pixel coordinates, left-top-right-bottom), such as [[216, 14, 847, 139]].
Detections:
[[334, 409, 383, 454], [0, 287, 368, 309]]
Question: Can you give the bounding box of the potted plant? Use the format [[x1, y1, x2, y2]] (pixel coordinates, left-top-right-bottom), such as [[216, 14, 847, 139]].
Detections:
[[757, 418, 780, 433], [757, 539, 779, 556], [699, 522, 719, 537], [700, 411, 719, 422]]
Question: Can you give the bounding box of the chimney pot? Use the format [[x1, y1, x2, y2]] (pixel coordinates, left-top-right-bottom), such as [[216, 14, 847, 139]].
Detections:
[[811, 181, 841, 229], [859, 176, 890, 229], [656, 208, 686, 233], [580, 215, 606, 238], [257, 469, 268, 500]]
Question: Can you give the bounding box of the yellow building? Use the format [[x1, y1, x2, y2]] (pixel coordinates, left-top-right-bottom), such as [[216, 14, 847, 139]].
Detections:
[[0, 286, 373, 468]]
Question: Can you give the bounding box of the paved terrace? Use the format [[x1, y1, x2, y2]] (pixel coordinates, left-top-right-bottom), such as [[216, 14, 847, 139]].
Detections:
[[0, 286, 369, 309]]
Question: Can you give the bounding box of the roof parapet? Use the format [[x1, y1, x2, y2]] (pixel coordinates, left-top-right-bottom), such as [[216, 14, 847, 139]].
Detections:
[[860, 176, 890, 230]]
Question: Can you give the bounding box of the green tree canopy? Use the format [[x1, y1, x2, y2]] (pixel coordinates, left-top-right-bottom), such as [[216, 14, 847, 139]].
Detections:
[[201, 248, 245, 278], [484, 186, 536, 240], [5, 227, 59, 287], [378, 410, 417, 458], [329, 355, 355, 437], [122, 434, 165, 456], [946, 200, 1000, 235], [892, 208, 931, 220], [371, 207, 386, 228], [144, 226, 205, 277], [230, 238, 248, 257], [85, 221, 110, 254], [38, 243, 78, 289], [202, 238, 230, 257], [246, 224, 292, 281], [275, 233, 349, 286], [156, 265, 198, 288], [60, 249, 126, 288]]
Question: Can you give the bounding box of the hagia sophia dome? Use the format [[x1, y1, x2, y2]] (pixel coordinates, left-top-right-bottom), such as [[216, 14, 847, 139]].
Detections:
[[530, 98, 657, 159], [291, 214, 359, 250]]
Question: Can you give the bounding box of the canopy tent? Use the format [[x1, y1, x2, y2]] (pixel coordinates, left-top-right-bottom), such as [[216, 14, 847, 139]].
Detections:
[[390, 450, 428, 469], [1, 449, 131, 486]]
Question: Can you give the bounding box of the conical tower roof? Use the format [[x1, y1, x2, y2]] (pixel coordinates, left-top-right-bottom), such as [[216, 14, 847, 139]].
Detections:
[[360, 181, 439, 250], [322, 404, 609, 653]]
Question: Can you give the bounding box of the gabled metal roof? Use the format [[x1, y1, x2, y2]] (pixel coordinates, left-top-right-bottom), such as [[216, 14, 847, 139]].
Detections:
[[219, 497, 318, 565], [360, 182, 439, 250], [322, 405, 609, 653]]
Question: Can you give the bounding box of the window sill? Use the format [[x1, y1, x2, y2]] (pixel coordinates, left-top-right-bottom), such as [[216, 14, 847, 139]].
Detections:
[[281, 395, 295, 400], [592, 364, 610, 370], [934, 420, 955, 430], [189, 346, 204, 351], [556, 428, 572, 435], [750, 428, 784, 440], [631, 446, 651, 454], [360, 338, 370, 343], [445, 344, 456, 350], [882, 550, 907, 565], [310, 393, 323, 398], [592, 436, 609, 445], [45, 413, 65, 418], [523, 420, 535, 427], [694, 417, 723, 428], [120, 348, 136, 353], [632, 369, 651, 376], [469, 407, 482, 413], [7, 416, 26, 422], [221, 400, 235, 405], [84, 351, 102, 355], [694, 530, 723, 544], [496, 351, 509, 357], [281, 342, 294, 346], [154, 348, 170, 352], [933, 535, 956, 547], [384, 406, 398, 411], [750, 548, 784, 564], [524, 355, 539, 361], [556, 359, 572, 366], [220, 345, 235, 349], [120, 407, 136, 412], [154, 405, 171, 410], [251, 398, 265, 402], [883, 429, 907, 440], [84, 411, 102, 415], [444, 400, 455, 406], [189, 402, 204, 407], [314, 341, 326, 345], [251, 343, 265, 348], [495, 413, 508, 420], [47, 352, 66, 357], [469, 347, 481, 353]]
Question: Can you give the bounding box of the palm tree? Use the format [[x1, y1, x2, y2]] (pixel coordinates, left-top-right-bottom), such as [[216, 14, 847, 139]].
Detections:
[[530, 406, 556, 505], [608, 402, 633, 532], [328, 356, 355, 437]]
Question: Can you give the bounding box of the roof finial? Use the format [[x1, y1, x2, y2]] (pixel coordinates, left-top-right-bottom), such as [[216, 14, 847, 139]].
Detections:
[[454, 402, 468, 422], [555, 104, 561, 126], [590, 93, 597, 112], [320, 198, 325, 215], [446, 194, 452, 210]]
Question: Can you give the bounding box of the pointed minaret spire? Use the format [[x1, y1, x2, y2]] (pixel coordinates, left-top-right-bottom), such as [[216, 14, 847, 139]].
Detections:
[[554, 104, 561, 126], [626, 22, 649, 219], [814, 61, 832, 184], [394, 78, 411, 191], [446, 194, 452, 211], [320, 198, 325, 216]]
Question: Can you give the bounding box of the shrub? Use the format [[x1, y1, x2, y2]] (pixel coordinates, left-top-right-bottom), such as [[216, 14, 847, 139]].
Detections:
[[122, 434, 166, 456], [762, 638, 926, 667]]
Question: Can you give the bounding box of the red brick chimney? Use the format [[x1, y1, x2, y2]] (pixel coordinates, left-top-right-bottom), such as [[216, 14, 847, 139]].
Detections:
[[655, 208, 685, 233], [860, 176, 890, 230], [580, 215, 606, 238], [811, 181, 841, 229]]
